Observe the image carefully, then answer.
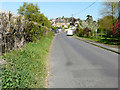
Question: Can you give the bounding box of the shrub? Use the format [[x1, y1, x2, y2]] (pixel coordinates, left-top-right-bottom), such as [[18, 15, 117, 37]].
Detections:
[[111, 22, 120, 38], [75, 28, 83, 37]]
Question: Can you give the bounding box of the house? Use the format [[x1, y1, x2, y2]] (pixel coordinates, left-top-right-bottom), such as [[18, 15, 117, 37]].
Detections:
[[54, 20, 70, 28], [50, 18, 70, 28]]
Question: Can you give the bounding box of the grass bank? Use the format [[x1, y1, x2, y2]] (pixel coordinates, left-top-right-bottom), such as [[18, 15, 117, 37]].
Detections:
[[74, 34, 120, 48], [1, 32, 54, 88]]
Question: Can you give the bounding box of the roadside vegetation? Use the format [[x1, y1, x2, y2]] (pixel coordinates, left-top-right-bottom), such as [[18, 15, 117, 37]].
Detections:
[[1, 2, 54, 88], [1, 32, 54, 88], [74, 2, 120, 47]]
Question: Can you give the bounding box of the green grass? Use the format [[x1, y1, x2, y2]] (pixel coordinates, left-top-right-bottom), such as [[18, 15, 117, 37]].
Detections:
[[1, 32, 54, 88], [74, 34, 120, 47]]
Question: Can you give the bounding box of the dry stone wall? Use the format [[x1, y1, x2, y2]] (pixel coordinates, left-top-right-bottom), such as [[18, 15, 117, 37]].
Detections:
[[0, 11, 49, 56]]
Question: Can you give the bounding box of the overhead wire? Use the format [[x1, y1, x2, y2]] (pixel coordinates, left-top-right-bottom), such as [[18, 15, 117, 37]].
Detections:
[[73, 0, 98, 16]]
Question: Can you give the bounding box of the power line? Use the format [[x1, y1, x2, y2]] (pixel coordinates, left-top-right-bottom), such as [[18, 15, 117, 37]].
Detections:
[[72, 0, 98, 17]]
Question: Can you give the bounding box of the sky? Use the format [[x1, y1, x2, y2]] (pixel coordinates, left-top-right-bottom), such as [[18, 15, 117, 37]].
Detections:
[[0, 0, 119, 2], [0, 1, 105, 21]]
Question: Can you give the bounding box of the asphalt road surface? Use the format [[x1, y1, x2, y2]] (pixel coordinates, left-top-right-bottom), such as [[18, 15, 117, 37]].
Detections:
[[48, 32, 118, 88]]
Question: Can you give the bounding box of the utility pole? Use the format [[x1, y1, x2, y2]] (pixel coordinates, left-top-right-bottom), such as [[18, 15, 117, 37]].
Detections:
[[72, 14, 74, 26], [72, 14, 73, 22], [98, 18, 99, 27]]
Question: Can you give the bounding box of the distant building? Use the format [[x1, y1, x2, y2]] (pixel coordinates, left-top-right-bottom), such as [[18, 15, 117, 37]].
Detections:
[[50, 18, 70, 28], [54, 20, 70, 28]]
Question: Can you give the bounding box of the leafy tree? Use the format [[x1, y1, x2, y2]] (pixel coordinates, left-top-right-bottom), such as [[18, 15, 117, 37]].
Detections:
[[61, 16, 64, 19], [98, 16, 115, 30], [18, 2, 40, 21], [18, 2, 51, 28], [18, 2, 51, 42], [98, 16, 115, 38], [97, 27, 103, 38], [86, 15, 93, 25], [101, 2, 119, 26], [83, 27, 90, 37], [51, 26, 57, 30], [75, 25, 83, 37]]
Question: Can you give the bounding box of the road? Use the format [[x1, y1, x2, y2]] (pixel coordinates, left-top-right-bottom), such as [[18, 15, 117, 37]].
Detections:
[[48, 32, 118, 88]]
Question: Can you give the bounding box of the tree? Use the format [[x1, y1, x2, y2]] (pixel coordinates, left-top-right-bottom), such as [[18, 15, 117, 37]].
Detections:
[[98, 16, 115, 38], [61, 16, 64, 19], [75, 25, 83, 37], [33, 13, 51, 28], [18, 2, 40, 21], [83, 27, 90, 37], [102, 2, 119, 26], [98, 16, 115, 30], [18, 2, 51, 28]]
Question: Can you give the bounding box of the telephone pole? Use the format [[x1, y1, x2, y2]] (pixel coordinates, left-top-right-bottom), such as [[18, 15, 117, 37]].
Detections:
[[72, 14, 73, 22]]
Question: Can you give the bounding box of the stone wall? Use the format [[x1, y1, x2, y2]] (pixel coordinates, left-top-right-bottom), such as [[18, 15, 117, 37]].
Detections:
[[0, 11, 49, 56]]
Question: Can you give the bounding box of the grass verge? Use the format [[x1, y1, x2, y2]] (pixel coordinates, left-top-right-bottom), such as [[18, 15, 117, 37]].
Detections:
[[1, 32, 54, 88], [74, 34, 120, 48], [73, 35, 120, 54]]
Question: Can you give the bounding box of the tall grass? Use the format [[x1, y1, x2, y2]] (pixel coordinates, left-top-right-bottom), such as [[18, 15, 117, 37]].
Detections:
[[1, 32, 54, 88]]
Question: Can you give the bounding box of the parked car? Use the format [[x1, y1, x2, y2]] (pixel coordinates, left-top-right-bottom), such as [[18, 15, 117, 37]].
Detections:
[[58, 29, 62, 32], [55, 29, 59, 33], [66, 29, 73, 36]]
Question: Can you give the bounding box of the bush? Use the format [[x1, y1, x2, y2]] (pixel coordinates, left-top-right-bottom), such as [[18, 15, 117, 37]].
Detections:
[[75, 28, 83, 37], [24, 21, 49, 42], [111, 22, 120, 38]]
